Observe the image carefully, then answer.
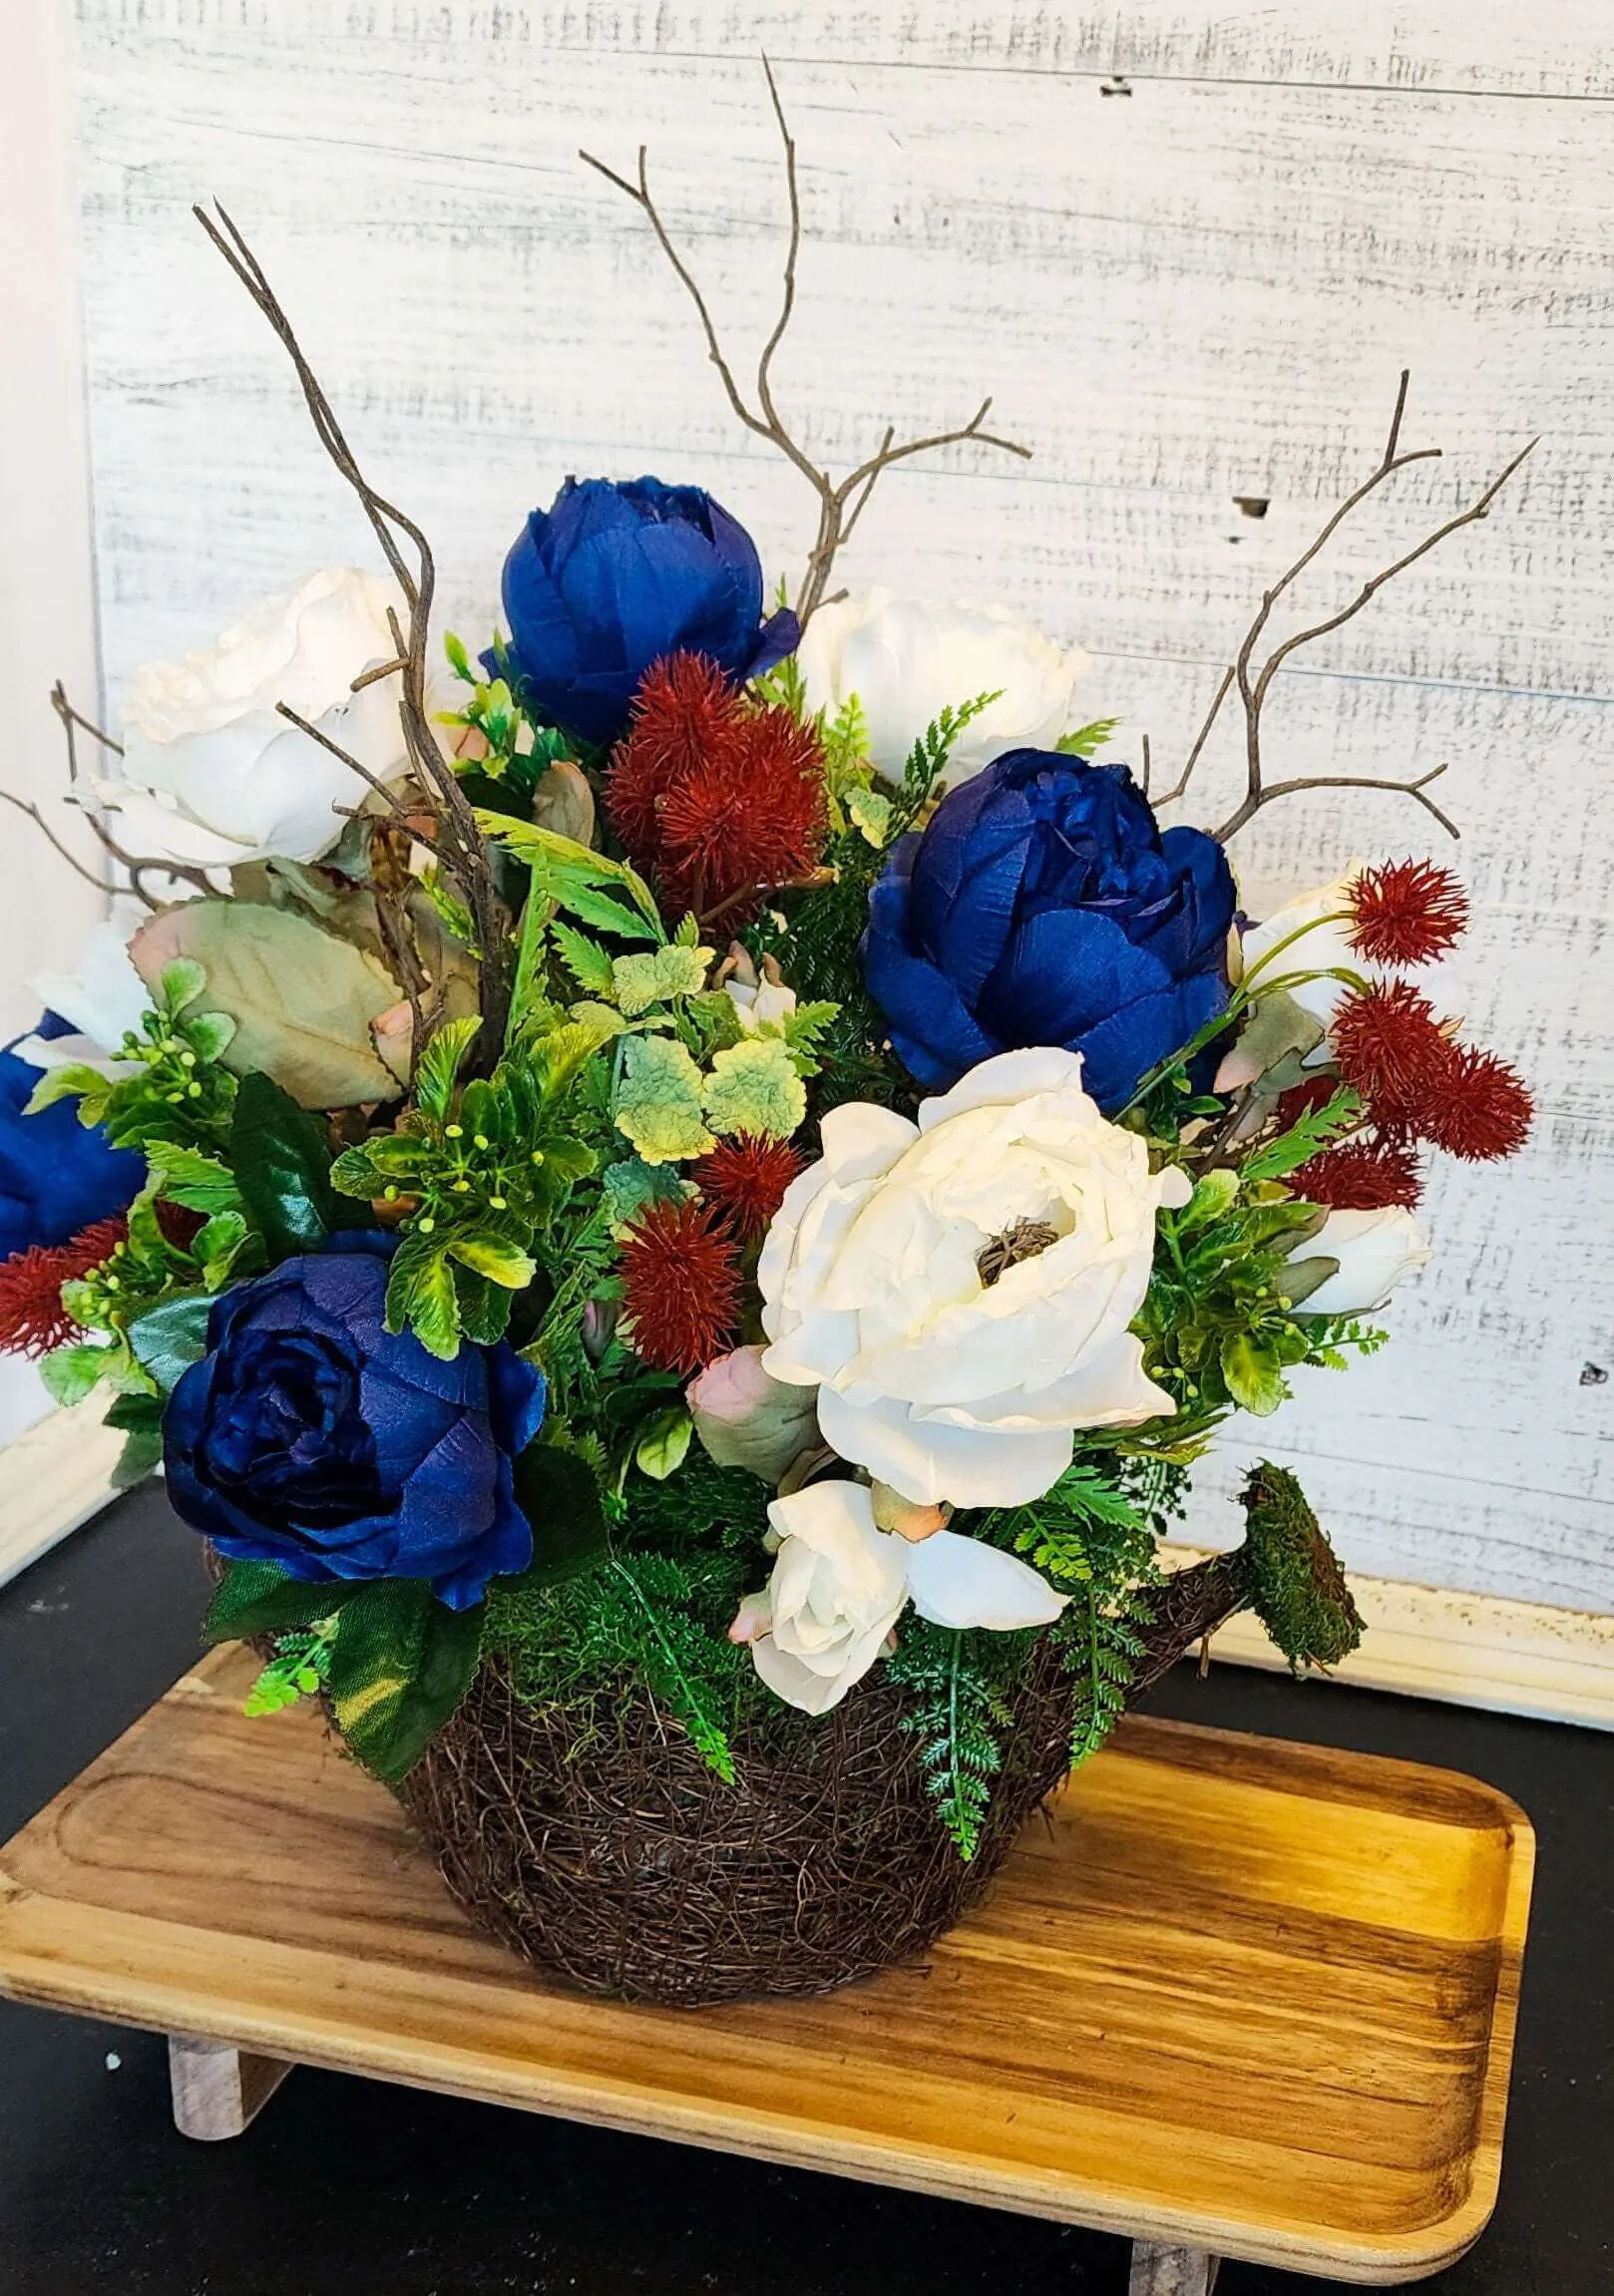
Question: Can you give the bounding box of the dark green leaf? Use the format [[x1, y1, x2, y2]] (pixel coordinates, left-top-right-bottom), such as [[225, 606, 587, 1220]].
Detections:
[[506, 1443, 610, 1589], [128, 1294, 214, 1397], [202, 1558, 366, 1645], [230, 1071, 350, 1260], [325, 1579, 484, 1782], [111, 1426, 165, 1488]]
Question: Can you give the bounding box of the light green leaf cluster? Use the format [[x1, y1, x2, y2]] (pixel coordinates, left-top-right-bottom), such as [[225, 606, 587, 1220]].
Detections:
[[611, 943, 712, 1016], [613, 1034, 715, 1164], [701, 1035, 806, 1141]]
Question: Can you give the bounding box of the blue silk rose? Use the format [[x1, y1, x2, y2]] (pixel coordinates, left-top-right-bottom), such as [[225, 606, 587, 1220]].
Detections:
[[498, 476, 799, 748], [863, 750, 1236, 1112], [165, 1234, 544, 1609], [0, 1016, 142, 1261]]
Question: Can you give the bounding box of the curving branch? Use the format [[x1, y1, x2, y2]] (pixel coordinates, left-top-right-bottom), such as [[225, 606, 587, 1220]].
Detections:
[[580, 57, 1032, 626], [41, 681, 216, 906], [1155, 371, 1535, 843], [191, 201, 511, 1065]]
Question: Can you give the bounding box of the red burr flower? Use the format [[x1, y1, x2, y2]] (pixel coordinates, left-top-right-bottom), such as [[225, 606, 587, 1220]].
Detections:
[[605, 651, 827, 923], [1332, 979, 1453, 1130], [1291, 1138, 1422, 1212], [694, 1133, 806, 1244], [1348, 860, 1469, 968], [1417, 1045, 1533, 1161], [0, 1216, 127, 1359], [617, 1197, 743, 1374]]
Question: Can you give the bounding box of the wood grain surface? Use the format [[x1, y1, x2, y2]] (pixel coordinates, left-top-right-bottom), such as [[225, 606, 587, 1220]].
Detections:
[[0, 1647, 1533, 2283], [69, 4, 1614, 1618]]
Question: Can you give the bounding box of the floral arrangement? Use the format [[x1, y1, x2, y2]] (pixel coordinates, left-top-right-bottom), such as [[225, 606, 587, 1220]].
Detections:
[[0, 95, 1533, 1878]]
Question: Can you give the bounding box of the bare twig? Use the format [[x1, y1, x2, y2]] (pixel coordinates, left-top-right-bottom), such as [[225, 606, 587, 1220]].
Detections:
[[194, 201, 511, 1063], [1152, 664, 1233, 808], [581, 61, 1032, 625], [42, 683, 216, 903], [0, 789, 116, 897], [1154, 371, 1533, 844], [50, 683, 124, 762], [274, 702, 425, 833], [349, 654, 409, 693], [1139, 732, 1152, 800]]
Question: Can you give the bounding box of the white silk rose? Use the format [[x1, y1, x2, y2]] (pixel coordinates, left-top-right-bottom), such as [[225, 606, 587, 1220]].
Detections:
[[96, 568, 413, 870], [758, 1047, 1186, 1508], [1292, 1207, 1432, 1316], [796, 588, 1088, 789], [731, 1480, 1065, 1714]]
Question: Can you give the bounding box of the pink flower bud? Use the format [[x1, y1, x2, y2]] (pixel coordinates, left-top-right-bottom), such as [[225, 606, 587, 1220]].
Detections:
[[686, 1344, 819, 1483]]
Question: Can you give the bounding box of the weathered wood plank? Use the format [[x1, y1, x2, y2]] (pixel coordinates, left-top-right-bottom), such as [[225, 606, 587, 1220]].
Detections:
[[75, 0, 1614, 101], [70, 14, 1614, 1613], [0, 1646, 1536, 2281]]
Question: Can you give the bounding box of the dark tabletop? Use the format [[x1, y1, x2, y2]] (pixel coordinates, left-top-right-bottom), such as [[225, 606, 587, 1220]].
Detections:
[[1, 1483, 1609, 2296]]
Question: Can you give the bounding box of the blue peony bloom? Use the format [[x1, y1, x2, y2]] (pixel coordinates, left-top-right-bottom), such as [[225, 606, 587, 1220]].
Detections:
[[497, 475, 799, 748], [0, 1016, 142, 1262], [863, 750, 1237, 1113], [165, 1234, 545, 1610]]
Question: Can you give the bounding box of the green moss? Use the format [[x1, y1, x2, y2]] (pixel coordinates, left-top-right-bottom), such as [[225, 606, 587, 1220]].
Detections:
[[1240, 1461, 1364, 1672]]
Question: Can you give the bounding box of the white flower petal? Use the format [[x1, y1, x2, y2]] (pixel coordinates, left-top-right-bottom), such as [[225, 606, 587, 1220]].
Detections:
[[905, 1529, 1068, 1630], [816, 1386, 1073, 1508], [917, 1045, 1087, 1130]]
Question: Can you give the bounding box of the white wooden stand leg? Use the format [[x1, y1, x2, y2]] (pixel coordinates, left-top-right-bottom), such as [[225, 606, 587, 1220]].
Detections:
[[168, 2035, 291, 2139], [1128, 2243, 1220, 2295]]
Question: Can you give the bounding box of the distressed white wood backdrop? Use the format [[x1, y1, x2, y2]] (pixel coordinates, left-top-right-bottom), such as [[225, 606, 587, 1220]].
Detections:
[[71, 2, 1613, 1609]]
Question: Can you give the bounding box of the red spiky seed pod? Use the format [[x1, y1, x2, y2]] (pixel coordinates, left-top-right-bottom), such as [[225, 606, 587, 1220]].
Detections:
[[1348, 860, 1469, 968], [605, 651, 827, 923], [1332, 979, 1454, 1131], [0, 1216, 128, 1359], [694, 1133, 806, 1244], [617, 1197, 743, 1374], [1417, 1045, 1533, 1162], [1291, 1138, 1422, 1212]]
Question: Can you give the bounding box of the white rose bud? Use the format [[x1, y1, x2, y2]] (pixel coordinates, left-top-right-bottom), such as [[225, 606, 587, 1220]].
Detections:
[[796, 588, 1089, 791], [97, 568, 414, 870], [1294, 1207, 1432, 1316]]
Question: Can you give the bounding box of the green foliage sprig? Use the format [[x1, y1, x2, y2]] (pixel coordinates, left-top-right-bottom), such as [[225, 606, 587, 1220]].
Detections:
[[28, 958, 237, 1152], [886, 1623, 1030, 1861]]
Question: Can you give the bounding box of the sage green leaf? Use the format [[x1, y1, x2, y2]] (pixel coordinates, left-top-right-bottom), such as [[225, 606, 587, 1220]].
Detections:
[[230, 1071, 350, 1261], [1220, 1332, 1287, 1416], [202, 1558, 367, 1645], [1215, 990, 1326, 1093], [128, 1294, 214, 1397], [325, 1579, 484, 1782], [505, 1444, 609, 1588], [130, 903, 404, 1109]]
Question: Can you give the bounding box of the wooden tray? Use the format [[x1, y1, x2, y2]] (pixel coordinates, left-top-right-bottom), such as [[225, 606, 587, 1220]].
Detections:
[[0, 1646, 1531, 2288]]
